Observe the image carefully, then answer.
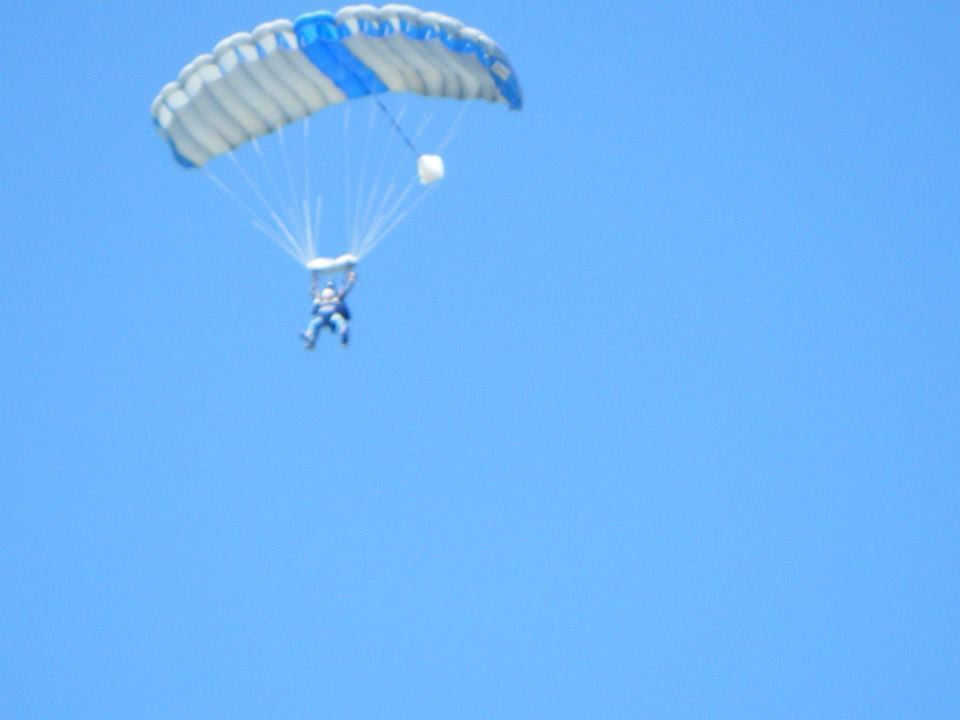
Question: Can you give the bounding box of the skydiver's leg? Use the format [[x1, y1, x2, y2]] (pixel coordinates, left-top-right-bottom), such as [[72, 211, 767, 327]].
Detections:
[[331, 313, 349, 347], [301, 316, 324, 349]]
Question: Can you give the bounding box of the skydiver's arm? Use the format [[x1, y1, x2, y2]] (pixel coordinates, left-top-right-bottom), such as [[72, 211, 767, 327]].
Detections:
[[339, 271, 357, 300]]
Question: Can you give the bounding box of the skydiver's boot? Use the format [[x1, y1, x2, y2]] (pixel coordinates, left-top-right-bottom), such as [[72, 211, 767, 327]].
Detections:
[[300, 331, 315, 350], [340, 330, 349, 348]]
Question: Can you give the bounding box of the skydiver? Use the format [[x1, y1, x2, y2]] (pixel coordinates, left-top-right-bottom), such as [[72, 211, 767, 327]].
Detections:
[[301, 270, 356, 349]]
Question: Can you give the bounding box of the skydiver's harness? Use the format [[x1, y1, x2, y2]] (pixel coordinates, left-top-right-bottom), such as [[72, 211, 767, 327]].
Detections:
[[309, 271, 352, 322]]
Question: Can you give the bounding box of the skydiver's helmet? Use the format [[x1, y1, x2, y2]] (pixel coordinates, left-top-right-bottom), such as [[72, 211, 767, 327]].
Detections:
[[319, 282, 337, 302]]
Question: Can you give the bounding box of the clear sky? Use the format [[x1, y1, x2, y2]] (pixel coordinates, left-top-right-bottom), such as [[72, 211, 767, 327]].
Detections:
[[2, 1, 958, 717]]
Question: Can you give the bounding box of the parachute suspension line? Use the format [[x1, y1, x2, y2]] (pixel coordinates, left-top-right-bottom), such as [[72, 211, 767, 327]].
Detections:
[[362, 182, 437, 257], [361, 175, 402, 254], [277, 127, 305, 244], [202, 167, 305, 264], [249, 135, 315, 261], [413, 108, 436, 144], [300, 116, 325, 262], [312, 194, 324, 257], [358, 104, 409, 237], [356, 105, 437, 257], [356, 103, 419, 253], [302, 118, 316, 260], [343, 103, 352, 255], [358, 125, 398, 243], [250, 138, 297, 242], [302, 198, 314, 261], [358, 156, 422, 255], [225, 152, 306, 263], [437, 102, 468, 153], [351, 101, 379, 255], [358, 177, 420, 256]]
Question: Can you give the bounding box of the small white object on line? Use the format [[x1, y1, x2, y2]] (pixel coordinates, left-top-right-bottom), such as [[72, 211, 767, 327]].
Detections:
[[417, 154, 445, 185]]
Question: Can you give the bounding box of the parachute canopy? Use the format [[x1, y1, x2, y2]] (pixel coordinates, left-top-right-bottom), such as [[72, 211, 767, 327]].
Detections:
[[151, 4, 523, 168]]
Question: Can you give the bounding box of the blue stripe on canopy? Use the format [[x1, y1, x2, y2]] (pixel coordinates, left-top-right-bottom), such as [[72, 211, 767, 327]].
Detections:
[[392, 15, 523, 109], [294, 8, 523, 111], [294, 11, 389, 99]]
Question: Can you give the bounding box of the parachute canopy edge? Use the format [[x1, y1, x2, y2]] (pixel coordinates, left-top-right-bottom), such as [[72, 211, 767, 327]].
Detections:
[[151, 4, 523, 169]]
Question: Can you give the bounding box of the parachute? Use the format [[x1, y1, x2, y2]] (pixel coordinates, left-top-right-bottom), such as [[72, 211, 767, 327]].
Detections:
[[151, 4, 522, 272]]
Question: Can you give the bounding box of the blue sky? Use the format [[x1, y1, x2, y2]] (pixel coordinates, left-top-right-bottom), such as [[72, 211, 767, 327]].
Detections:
[[1, 1, 958, 717]]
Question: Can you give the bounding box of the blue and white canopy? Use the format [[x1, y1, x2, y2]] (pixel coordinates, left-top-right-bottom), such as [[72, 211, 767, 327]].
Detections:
[[151, 4, 523, 168]]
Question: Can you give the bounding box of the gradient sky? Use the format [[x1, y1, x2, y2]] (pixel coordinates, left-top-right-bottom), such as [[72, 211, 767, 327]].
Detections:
[[2, 1, 958, 717]]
